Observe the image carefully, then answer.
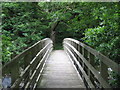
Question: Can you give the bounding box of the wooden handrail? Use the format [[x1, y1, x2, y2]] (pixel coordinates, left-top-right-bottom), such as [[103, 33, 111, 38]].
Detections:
[[2, 38, 53, 88], [64, 46, 95, 88], [63, 38, 120, 89]]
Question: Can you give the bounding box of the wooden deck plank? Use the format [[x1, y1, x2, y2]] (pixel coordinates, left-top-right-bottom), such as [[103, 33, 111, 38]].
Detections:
[[37, 50, 85, 88]]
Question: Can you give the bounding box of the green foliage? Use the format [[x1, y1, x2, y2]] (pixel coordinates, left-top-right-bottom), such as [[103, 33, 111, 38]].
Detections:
[[83, 26, 105, 46], [82, 3, 119, 87], [2, 2, 119, 87], [2, 34, 12, 63], [2, 2, 49, 63], [82, 3, 120, 63], [109, 71, 120, 88]]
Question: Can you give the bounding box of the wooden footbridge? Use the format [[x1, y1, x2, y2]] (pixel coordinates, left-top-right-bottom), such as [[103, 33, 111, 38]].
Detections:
[[2, 38, 120, 89]]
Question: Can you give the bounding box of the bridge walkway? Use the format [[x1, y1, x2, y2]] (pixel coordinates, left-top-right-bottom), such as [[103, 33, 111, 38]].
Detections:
[[38, 50, 85, 88]]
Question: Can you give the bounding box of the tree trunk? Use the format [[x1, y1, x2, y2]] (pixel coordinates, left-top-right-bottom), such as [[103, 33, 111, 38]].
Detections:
[[50, 21, 60, 45]]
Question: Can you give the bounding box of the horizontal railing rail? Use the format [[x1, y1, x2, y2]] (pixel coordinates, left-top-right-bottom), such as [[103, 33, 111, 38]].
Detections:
[[2, 38, 53, 89], [63, 38, 120, 89]]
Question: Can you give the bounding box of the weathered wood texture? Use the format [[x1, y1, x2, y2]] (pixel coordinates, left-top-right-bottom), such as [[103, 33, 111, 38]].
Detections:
[[2, 37, 120, 89], [2, 38, 53, 88], [63, 38, 120, 89], [38, 50, 85, 88]]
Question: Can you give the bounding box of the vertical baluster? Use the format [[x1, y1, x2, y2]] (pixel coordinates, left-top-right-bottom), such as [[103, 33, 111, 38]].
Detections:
[[35, 44, 39, 54], [84, 49, 88, 60], [70, 41, 74, 63], [74, 43, 77, 59], [37, 42, 40, 51], [72, 41, 74, 47], [8, 59, 19, 85], [74, 42, 76, 49], [84, 49, 88, 74], [32, 44, 37, 60], [70, 41, 72, 47], [24, 51, 31, 69], [29, 47, 36, 84], [34, 45, 37, 57], [41, 41, 44, 49], [73, 42, 76, 54], [82, 48, 85, 69], [39, 42, 42, 51], [79, 47, 85, 80], [77, 43, 80, 53], [23, 50, 32, 88], [78, 44, 82, 66], [76, 43, 79, 60], [80, 46, 82, 54], [89, 53, 94, 65], [100, 61, 108, 82], [78, 44, 82, 65], [69, 40, 71, 52], [88, 53, 94, 82], [41, 41, 43, 59]]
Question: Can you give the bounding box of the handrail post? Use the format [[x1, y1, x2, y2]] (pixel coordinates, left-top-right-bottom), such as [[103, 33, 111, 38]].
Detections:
[[78, 44, 83, 65], [82, 48, 85, 69], [84, 49, 88, 75], [100, 61, 108, 82], [63, 38, 119, 89], [88, 53, 94, 85], [24, 52, 31, 69], [33, 45, 37, 59], [76, 44, 79, 61], [2, 38, 53, 88]]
